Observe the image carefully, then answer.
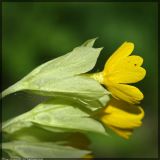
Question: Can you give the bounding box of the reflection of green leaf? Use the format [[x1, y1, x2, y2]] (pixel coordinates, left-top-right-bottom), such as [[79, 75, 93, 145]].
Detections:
[[2, 38, 108, 100], [3, 124, 70, 143], [2, 141, 90, 158], [3, 98, 107, 136], [3, 122, 92, 159]]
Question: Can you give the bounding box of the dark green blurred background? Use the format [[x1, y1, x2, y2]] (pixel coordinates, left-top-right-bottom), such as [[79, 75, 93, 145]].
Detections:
[[2, 2, 158, 158]]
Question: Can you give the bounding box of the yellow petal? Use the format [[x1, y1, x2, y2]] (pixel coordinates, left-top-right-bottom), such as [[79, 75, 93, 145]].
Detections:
[[124, 55, 144, 66], [101, 98, 144, 129], [108, 126, 133, 139], [105, 81, 144, 104], [83, 154, 93, 159], [105, 55, 146, 83], [104, 42, 134, 74], [101, 98, 144, 139]]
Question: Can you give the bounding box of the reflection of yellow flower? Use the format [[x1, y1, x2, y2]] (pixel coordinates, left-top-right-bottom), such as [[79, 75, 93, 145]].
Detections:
[[82, 154, 93, 160], [90, 42, 146, 104], [67, 132, 93, 159], [101, 98, 144, 139], [67, 132, 90, 150]]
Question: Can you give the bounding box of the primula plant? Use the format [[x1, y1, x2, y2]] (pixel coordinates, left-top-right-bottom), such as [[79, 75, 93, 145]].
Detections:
[[1, 38, 146, 158]]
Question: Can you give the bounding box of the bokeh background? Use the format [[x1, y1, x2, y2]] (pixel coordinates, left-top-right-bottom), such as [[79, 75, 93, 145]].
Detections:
[[2, 2, 158, 158]]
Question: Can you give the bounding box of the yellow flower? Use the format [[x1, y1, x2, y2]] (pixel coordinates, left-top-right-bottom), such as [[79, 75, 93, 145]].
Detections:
[[91, 42, 146, 104], [101, 98, 144, 139]]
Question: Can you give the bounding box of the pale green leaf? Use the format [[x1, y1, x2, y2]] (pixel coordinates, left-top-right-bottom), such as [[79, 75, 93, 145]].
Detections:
[[81, 37, 98, 47], [2, 38, 107, 99], [77, 94, 110, 111], [3, 150, 21, 158], [27, 76, 108, 100], [2, 141, 90, 158]]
